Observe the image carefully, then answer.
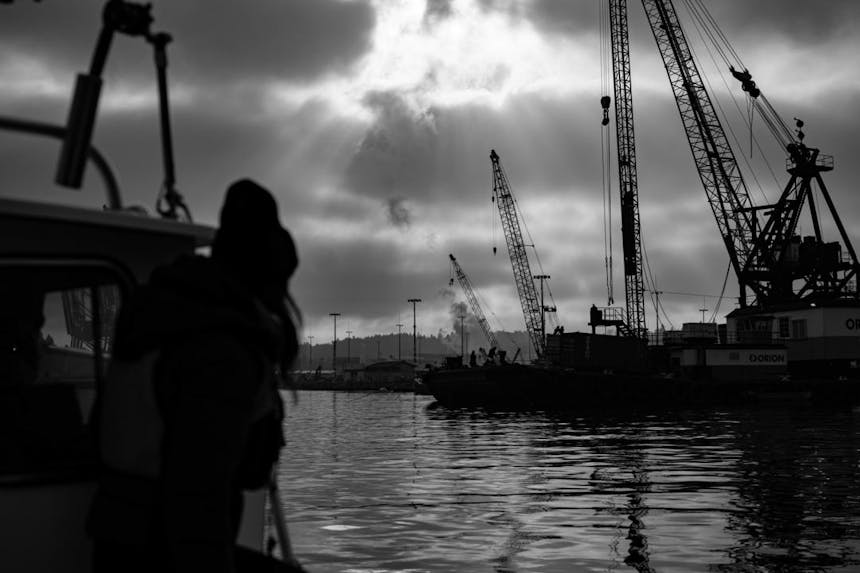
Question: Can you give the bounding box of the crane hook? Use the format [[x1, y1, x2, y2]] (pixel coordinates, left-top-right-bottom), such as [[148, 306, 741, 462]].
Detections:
[[600, 95, 611, 126]]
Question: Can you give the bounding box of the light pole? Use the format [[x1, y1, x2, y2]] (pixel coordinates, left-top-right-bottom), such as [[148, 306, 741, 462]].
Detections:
[[408, 298, 421, 364], [396, 322, 403, 361], [346, 330, 353, 365], [329, 313, 340, 370], [307, 335, 314, 370], [458, 314, 466, 361]]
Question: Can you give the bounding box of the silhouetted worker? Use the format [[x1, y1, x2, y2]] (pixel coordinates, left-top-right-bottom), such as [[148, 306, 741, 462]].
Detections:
[[87, 179, 306, 573], [469, 350, 477, 367]]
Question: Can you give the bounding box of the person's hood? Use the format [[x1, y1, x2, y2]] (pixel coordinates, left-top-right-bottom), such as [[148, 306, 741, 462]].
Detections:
[[113, 255, 282, 361]]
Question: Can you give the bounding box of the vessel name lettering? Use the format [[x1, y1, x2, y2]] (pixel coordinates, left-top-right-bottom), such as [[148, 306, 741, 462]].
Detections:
[[846, 319, 860, 330], [748, 354, 784, 363]]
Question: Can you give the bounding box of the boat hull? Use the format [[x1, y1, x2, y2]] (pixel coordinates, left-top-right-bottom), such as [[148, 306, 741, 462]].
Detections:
[[423, 365, 860, 410]]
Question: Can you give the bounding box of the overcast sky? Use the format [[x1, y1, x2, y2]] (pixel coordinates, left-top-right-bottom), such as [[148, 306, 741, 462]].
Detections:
[[2, 0, 859, 345]]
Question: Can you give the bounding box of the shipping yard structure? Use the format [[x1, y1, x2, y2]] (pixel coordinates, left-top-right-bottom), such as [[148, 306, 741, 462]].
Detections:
[[424, 0, 860, 408]]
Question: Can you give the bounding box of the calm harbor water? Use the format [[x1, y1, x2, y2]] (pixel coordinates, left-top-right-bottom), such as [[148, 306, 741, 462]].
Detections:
[[276, 390, 860, 573]]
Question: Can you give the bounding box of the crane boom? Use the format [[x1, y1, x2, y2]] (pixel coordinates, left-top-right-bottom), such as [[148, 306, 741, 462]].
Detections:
[[640, 0, 859, 306], [607, 0, 647, 339], [640, 0, 757, 306], [449, 254, 500, 350], [490, 149, 545, 358]]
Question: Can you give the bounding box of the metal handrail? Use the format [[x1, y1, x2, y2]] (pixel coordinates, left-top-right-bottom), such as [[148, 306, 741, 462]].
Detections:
[[0, 115, 122, 209]]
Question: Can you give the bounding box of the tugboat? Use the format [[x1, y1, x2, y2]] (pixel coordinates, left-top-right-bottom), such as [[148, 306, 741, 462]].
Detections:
[[0, 2, 270, 571]]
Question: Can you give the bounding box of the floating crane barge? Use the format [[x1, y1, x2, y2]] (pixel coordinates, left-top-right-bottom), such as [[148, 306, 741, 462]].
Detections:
[[424, 0, 860, 409]]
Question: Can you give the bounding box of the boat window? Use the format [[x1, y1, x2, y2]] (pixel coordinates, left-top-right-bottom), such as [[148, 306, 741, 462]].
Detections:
[[791, 319, 808, 340], [778, 317, 790, 339], [0, 261, 128, 483]]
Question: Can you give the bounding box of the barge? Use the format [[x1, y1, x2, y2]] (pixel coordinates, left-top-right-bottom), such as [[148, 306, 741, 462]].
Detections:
[[422, 330, 860, 410]]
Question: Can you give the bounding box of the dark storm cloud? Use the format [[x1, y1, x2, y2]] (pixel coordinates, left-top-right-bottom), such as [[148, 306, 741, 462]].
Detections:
[[386, 197, 412, 229], [0, 0, 375, 86], [524, 0, 597, 36], [292, 234, 455, 326], [702, 0, 858, 44], [344, 90, 602, 212], [161, 0, 375, 85], [344, 90, 438, 201], [518, 0, 857, 45], [423, 0, 454, 27]]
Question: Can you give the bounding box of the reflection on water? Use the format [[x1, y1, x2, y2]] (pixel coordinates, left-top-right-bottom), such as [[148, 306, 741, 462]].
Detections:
[[276, 391, 860, 573]]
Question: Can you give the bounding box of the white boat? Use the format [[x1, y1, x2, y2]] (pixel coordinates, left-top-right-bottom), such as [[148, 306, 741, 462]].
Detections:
[[0, 2, 271, 571]]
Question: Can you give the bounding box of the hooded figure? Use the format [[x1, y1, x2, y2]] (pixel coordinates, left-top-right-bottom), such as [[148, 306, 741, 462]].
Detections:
[[88, 179, 302, 573]]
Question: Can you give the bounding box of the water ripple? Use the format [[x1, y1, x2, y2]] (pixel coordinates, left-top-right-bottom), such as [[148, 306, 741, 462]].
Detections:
[[276, 391, 860, 573]]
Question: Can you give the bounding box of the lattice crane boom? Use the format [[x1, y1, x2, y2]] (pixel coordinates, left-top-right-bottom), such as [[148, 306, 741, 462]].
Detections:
[[640, 0, 757, 306], [640, 0, 859, 306], [490, 149, 545, 358], [449, 254, 500, 350], [607, 0, 647, 339]]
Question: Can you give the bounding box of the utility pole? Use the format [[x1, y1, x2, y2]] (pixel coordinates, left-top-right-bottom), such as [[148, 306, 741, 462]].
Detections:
[[346, 329, 352, 365], [329, 312, 340, 370], [458, 314, 466, 360], [408, 298, 421, 364], [307, 335, 314, 370], [396, 323, 403, 360]]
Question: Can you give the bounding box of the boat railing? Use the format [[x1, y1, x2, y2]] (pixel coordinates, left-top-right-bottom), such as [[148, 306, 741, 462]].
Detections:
[[0, 115, 122, 209], [646, 331, 792, 347]]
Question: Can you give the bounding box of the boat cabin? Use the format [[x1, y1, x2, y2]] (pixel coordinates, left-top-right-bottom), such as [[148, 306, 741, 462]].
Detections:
[[0, 197, 220, 572]]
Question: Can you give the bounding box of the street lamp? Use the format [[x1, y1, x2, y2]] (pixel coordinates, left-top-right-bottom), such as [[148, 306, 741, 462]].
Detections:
[[408, 298, 421, 364], [396, 322, 403, 361], [307, 335, 314, 370], [329, 312, 340, 370]]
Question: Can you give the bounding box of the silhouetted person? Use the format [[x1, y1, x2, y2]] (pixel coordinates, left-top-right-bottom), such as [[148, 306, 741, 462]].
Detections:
[[87, 179, 305, 573], [469, 350, 477, 367]]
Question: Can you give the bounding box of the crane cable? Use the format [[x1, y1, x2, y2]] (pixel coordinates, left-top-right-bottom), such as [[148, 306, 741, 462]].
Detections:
[[599, 0, 614, 306], [680, 3, 777, 205], [682, 0, 795, 150], [709, 261, 732, 324], [511, 182, 561, 329]]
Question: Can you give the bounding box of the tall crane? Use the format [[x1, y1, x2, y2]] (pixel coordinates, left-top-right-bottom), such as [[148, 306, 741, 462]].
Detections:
[[449, 254, 500, 350], [636, 0, 858, 307], [604, 0, 647, 339], [490, 149, 545, 358]]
